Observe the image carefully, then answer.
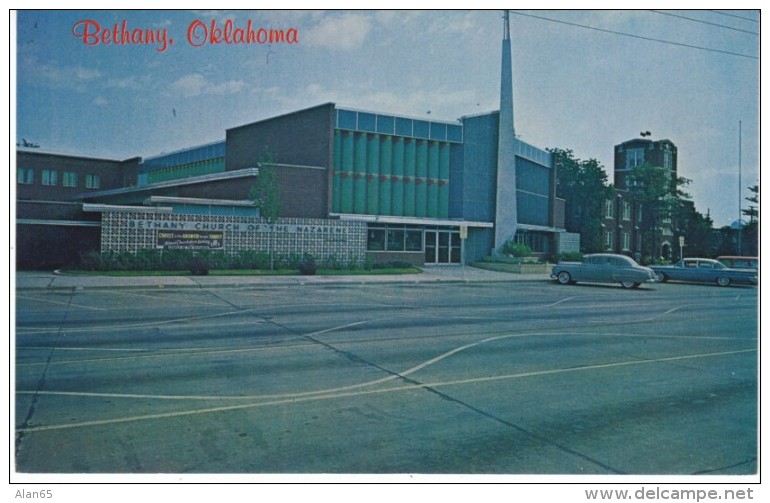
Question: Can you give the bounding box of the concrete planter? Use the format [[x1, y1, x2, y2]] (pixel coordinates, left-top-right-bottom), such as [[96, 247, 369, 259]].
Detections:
[[472, 261, 551, 274]]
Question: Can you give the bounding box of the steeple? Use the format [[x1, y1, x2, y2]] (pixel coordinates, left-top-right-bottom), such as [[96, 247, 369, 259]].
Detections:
[[494, 10, 518, 253], [500, 10, 515, 137], [503, 9, 510, 39]]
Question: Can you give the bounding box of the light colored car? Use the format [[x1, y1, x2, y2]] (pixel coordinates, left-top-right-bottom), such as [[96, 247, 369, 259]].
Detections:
[[650, 258, 758, 287], [551, 253, 657, 289], [717, 256, 758, 270]]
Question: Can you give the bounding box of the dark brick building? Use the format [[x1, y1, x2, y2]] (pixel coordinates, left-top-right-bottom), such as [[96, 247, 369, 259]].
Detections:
[[16, 151, 139, 268], [604, 138, 679, 261]]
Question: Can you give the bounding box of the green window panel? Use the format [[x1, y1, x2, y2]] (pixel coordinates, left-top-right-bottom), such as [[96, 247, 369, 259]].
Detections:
[[340, 131, 355, 213], [354, 133, 368, 214], [438, 143, 450, 218], [378, 136, 392, 216], [392, 137, 405, 216], [146, 157, 225, 184], [427, 141, 440, 218], [414, 140, 428, 217], [331, 131, 454, 219], [366, 134, 380, 215], [332, 130, 342, 212], [401, 139, 414, 216]]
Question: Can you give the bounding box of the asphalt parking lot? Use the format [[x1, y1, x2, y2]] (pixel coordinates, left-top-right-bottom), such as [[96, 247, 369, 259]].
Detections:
[[14, 273, 758, 476]]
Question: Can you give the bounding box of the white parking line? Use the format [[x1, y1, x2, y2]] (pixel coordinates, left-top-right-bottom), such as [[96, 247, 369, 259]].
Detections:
[[16, 342, 318, 366], [15, 307, 266, 335], [16, 295, 107, 311], [587, 304, 694, 324], [15, 348, 756, 433]]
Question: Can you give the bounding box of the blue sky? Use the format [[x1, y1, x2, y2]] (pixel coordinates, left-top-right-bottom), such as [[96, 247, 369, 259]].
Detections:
[[13, 9, 760, 227]]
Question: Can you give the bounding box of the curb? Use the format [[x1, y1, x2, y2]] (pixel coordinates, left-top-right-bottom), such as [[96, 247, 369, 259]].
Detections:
[[15, 274, 551, 291]]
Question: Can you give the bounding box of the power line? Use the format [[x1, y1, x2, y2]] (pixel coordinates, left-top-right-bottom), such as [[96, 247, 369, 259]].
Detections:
[[649, 10, 758, 35], [707, 10, 760, 23], [508, 10, 758, 60]]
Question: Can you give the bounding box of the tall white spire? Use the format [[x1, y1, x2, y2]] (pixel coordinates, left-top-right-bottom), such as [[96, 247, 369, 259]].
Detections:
[[494, 10, 518, 253], [500, 10, 515, 140]]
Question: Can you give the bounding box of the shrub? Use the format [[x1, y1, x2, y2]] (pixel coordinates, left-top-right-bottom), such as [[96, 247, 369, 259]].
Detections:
[[325, 254, 344, 270], [79, 251, 103, 271], [284, 253, 304, 270], [298, 254, 317, 275], [502, 240, 532, 258], [186, 257, 210, 275], [557, 251, 584, 262]]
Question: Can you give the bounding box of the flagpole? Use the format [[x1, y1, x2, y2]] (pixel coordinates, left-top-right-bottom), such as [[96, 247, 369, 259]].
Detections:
[[738, 120, 742, 255]]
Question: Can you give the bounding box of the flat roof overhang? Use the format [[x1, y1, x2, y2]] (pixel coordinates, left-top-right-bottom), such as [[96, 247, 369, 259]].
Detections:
[[75, 168, 260, 201], [517, 223, 567, 233], [331, 213, 493, 228], [82, 204, 173, 214], [17, 219, 101, 227], [143, 196, 257, 207]]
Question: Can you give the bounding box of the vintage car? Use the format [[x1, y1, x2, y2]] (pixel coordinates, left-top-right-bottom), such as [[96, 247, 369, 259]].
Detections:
[[717, 256, 758, 270], [650, 258, 758, 287], [550, 253, 657, 289]]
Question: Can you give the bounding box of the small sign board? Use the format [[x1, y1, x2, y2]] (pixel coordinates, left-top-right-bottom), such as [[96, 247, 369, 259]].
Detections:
[[460, 225, 468, 240], [157, 230, 224, 250]]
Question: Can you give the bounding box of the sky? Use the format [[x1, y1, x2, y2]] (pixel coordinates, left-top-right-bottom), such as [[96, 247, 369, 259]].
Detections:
[[12, 8, 760, 228]]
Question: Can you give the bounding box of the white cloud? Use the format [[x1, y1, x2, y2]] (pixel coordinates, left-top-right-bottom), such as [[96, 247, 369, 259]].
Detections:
[[169, 74, 206, 97], [106, 76, 149, 91], [169, 73, 245, 98], [20, 55, 103, 91], [303, 12, 371, 51], [209, 79, 247, 95], [92, 97, 108, 106]]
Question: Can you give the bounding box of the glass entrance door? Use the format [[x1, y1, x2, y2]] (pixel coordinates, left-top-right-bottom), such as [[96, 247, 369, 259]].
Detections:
[[425, 231, 437, 264], [424, 230, 461, 264]]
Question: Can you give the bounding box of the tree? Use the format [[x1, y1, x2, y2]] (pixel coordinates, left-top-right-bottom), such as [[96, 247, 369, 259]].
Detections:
[[672, 201, 716, 258], [742, 184, 758, 224], [248, 147, 281, 222], [625, 162, 691, 260], [550, 148, 614, 253], [740, 184, 759, 255]]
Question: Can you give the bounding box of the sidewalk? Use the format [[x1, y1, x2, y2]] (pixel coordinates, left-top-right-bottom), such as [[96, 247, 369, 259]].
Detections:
[[14, 266, 551, 290]]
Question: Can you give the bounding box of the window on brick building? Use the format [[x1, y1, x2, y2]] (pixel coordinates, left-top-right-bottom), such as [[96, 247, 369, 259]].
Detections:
[[622, 200, 631, 220], [62, 171, 78, 187], [17, 168, 34, 184], [626, 148, 645, 169], [85, 173, 101, 189], [42, 169, 58, 186], [604, 199, 614, 218]]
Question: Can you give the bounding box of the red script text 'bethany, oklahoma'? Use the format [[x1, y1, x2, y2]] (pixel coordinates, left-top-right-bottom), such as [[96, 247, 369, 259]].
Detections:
[[72, 19, 299, 53]]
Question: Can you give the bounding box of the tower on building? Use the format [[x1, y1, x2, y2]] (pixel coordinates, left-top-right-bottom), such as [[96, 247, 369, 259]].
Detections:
[[494, 10, 518, 253]]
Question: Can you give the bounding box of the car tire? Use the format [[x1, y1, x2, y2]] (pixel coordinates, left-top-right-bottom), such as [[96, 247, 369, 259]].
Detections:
[[716, 276, 731, 287], [556, 271, 572, 285], [656, 273, 668, 283], [620, 281, 641, 289]]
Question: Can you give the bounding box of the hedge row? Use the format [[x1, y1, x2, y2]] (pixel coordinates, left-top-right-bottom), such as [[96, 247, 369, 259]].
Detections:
[[78, 249, 413, 274]]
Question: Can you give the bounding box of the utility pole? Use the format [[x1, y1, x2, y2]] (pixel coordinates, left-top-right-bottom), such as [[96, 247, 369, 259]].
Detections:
[[738, 120, 742, 255]]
